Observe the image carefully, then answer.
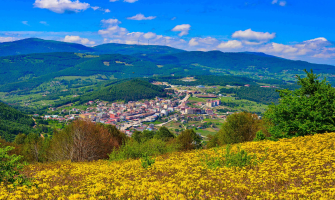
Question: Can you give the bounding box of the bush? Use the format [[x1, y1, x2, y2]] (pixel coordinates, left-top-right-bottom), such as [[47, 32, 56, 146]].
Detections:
[[212, 112, 264, 146], [49, 120, 123, 162], [201, 145, 261, 169], [0, 145, 28, 185], [109, 138, 180, 161], [141, 153, 155, 169], [176, 129, 202, 151]]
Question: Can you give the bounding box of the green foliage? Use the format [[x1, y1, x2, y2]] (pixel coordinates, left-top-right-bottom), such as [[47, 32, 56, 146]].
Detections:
[[55, 79, 168, 107], [201, 145, 260, 169], [141, 153, 155, 169], [0, 102, 36, 141], [214, 112, 263, 145], [155, 127, 175, 141], [0, 145, 29, 185], [254, 131, 266, 141], [109, 138, 180, 161], [176, 129, 202, 150], [265, 69, 335, 138]]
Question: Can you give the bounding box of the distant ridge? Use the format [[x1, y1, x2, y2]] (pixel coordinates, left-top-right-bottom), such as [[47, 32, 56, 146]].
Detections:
[[0, 38, 93, 57], [0, 38, 184, 57]]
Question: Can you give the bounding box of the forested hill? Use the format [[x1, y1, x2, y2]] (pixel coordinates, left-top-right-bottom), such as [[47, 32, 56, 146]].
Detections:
[[0, 102, 35, 141], [0, 38, 184, 57], [54, 79, 168, 107], [139, 50, 335, 74], [0, 38, 93, 57]]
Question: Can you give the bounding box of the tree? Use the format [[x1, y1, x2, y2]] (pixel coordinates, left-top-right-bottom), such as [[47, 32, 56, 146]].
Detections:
[[155, 127, 175, 141], [49, 119, 121, 162], [212, 112, 263, 146], [177, 129, 202, 150], [265, 69, 335, 138]]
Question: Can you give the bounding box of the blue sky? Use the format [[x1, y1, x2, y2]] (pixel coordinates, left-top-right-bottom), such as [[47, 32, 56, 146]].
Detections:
[[1, 0, 335, 65]]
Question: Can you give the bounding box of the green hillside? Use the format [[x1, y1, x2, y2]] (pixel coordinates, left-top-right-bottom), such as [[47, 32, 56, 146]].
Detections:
[[0, 101, 35, 141], [139, 50, 335, 74], [53, 79, 168, 107], [0, 38, 93, 57]]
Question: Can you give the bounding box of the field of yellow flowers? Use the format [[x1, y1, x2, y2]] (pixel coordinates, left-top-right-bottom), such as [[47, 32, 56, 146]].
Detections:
[[2, 132, 335, 199]]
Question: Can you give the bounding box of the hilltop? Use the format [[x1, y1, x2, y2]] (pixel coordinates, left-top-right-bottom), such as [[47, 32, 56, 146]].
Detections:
[[54, 79, 168, 107], [2, 132, 334, 199]]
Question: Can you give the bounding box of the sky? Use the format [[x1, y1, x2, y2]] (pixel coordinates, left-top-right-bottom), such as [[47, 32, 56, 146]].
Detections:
[[0, 0, 335, 65]]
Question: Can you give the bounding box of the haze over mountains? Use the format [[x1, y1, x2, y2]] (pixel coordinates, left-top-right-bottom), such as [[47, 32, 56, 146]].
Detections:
[[0, 38, 335, 93]]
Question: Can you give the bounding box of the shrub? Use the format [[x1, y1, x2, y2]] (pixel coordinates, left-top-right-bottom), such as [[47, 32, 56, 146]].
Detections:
[[177, 129, 202, 150], [0, 145, 28, 185], [109, 138, 180, 161], [49, 120, 122, 162], [141, 153, 155, 169], [212, 112, 264, 146], [254, 130, 266, 141], [201, 145, 261, 169]]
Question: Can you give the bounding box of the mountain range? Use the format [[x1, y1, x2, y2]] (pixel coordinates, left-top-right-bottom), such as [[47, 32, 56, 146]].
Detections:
[[0, 38, 335, 94]]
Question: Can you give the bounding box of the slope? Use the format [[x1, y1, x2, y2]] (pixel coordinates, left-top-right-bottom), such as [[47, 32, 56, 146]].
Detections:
[[54, 79, 168, 107], [139, 50, 335, 74], [0, 101, 35, 141]]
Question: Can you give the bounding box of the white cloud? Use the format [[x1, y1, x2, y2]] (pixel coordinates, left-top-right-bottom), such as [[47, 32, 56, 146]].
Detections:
[[172, 24, 191, 37], [217, 40, 243, 49], [105, 9, 111, 13], [22, 21, 29, 26], [110, 0, 118, 2], [189, 38, 199, 46], [40, 21, 49, 25], [101, 19, 121, 26], [34, 0, 90, 14], [272, 0, 278, 4], [232, 29, 276, 41], [0, 37, 16, 43], [124, 0, 138, 3], [64, 35, 95, 45], [188, 37, 219, 48], [171, 17, 177, 20], [143, 32, 156, 39], [279, 1, 287, 6], [127, 14, 156, 20], [91, 6, 99, 10]]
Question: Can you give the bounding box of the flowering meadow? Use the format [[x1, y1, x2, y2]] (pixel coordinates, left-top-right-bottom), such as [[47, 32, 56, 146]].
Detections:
[[1, 132, 335, 199]]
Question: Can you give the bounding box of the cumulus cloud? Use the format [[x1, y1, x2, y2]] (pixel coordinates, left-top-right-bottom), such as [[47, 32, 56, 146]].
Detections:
[[188, 37, 219, 49], [143, 32, 156, 39], [64, 35, 95, 45], [217, 40, 243, 49], [127, 14, 156, 20], [0, 37, 16, 43], [110, 0, 118, 2], [272, 0, 278, 4], [105, 9, 111, 13], [22, 21, 29, 26], [34, 0, 90, 14], [172, 24, 191, 37], [101, 19, 121, 26], [232, 29, 276, 41]]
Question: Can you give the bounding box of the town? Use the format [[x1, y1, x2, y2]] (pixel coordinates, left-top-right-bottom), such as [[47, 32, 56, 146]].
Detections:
[[41, 83, 233, 137]]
